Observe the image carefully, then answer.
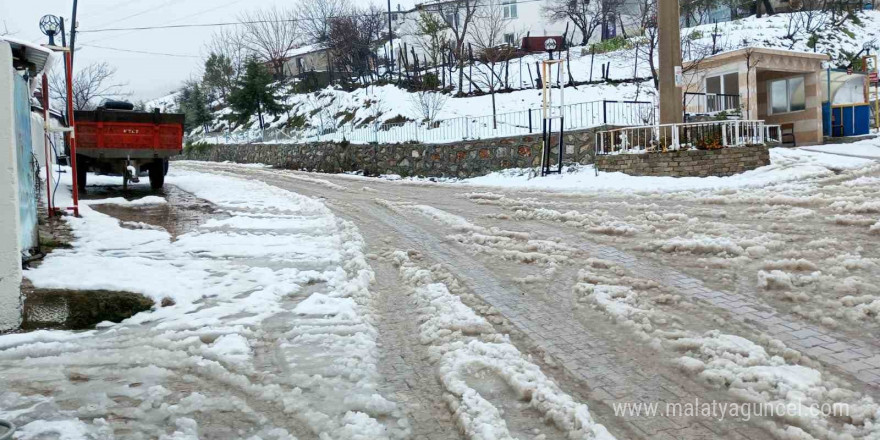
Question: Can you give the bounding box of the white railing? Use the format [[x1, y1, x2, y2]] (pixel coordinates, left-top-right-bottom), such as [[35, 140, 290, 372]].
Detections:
[[595, 120, 779, 156]]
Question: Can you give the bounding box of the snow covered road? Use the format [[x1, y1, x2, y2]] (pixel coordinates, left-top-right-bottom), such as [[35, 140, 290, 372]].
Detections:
[[4, 147, 880, 440]]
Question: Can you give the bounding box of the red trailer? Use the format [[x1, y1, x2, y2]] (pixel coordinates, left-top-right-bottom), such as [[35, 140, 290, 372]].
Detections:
[[74, 101, 185, 190]]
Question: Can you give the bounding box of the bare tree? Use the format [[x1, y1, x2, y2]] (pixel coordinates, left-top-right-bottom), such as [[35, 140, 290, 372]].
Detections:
[[299, 0, 352, 43], [49, 62, 130, 111], [742, 47, 760, 119], [328, 15, 374, 84], [469, 0, 516, 127], [632, 0, 659, 87], [409, 90, 448, 124], [239, 6, 301, 79], [359, 3, 387, 45], [435, 0, 479, 94], [298, 0, 353, 84], [543, 0, 603, 46], [203, 27, 251, 82]]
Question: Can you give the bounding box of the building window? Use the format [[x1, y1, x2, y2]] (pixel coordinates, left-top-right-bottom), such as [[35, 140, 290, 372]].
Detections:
[[504, 33, 515, 46], [705, 72, 739, 95], [502, 0, 517, 19], [769, 76, 805, 114], [443, 10, 459, 27]]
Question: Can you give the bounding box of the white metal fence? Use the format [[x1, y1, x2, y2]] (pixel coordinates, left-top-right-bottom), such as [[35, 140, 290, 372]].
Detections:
[[595, 120, 781, 155], [191, 100, 656, 146]]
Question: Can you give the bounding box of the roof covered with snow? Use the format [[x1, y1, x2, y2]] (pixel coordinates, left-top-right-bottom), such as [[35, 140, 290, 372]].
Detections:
[[0, 36, 55, 76]]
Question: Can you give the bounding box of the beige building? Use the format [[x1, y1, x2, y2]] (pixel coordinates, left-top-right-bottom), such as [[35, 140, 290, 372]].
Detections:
[[281, 45, 330, 77], [684, 48, 829, 146]]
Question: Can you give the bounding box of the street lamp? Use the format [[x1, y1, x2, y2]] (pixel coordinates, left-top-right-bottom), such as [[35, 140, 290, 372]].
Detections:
[[39, 15, 62, 46]]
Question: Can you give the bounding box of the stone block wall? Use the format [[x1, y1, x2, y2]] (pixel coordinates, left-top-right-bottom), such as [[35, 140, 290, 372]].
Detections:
[[178, 128, 601, 178], [595, 146, 770, 177]]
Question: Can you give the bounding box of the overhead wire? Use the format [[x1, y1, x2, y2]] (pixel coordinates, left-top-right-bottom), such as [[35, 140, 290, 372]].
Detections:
[[76, 0, 548, 34]]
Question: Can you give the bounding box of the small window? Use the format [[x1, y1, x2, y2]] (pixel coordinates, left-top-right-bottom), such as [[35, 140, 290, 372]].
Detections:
[[502, 0, 517, 18], [722, 72, 738, 95], [504, 33, 515, 46], [444, 11, 459, 27], [706, 76, 722, 94], [769, 76, 806, 114]]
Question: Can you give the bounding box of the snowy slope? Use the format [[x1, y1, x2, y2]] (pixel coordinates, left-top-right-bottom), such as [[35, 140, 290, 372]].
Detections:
[[166, 10, 879, 145]]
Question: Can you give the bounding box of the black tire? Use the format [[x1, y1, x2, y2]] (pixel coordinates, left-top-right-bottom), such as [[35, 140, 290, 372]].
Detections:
[[149, 160, 165, 190], [75, 155, 88, 191]]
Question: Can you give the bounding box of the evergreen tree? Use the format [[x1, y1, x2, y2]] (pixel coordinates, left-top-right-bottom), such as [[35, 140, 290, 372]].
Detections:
[[228, 59, 284, 130], [178, 82, 212, 133], [203, 53, 235, 101]]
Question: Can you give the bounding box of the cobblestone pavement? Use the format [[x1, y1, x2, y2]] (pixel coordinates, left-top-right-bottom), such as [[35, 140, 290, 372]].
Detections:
[[179, 161, 880, 439], [580, 241, 880, 388]]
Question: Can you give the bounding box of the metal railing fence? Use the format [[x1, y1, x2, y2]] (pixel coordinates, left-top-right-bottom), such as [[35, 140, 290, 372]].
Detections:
[[190, 100, 656, 146], [683, 92, 741, 115], [595, 120, 779, 155]]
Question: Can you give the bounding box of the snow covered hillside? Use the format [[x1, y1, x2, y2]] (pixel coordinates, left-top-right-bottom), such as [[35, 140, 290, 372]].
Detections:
[[155, 10, 880, 145]]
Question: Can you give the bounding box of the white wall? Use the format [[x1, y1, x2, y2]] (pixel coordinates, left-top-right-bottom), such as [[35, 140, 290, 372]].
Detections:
[[0, 41, 23, 331]]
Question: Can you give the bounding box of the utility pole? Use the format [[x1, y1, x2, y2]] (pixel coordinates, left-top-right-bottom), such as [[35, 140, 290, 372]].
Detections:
[[387, 0, 394, 79], [658, 0, 683, 124], [70, 0, 79, 70]]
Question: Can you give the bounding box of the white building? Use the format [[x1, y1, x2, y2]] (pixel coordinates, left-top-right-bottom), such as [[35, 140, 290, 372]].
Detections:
[[395, 0, 643, 57], [0, 36, 54, 331]]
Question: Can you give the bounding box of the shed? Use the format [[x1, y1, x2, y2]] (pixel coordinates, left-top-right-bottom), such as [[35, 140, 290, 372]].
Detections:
[[683, 47, 829, 146], [820, 70, 872, 137]]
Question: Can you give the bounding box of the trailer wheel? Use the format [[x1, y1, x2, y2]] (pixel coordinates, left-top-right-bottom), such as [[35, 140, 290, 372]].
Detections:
[[76, 155, 88, 191], [149, 160, 165, 190]]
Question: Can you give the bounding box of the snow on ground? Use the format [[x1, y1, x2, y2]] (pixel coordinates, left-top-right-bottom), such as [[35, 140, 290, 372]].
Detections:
[[462, 146, 878, 193], [571, 258, 880, 440], [389, 251, 615, 440], [801, 137, 880, 159], [0, 170, 406, 439]]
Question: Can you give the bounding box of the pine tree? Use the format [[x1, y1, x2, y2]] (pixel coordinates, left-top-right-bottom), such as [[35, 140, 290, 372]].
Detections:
[[178, 82, 212, 133], [203, 53, 235, 101], [228, 59, 284, 130]]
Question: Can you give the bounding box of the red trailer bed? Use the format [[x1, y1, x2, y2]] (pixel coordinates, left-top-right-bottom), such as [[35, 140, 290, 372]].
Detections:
[[73, 106, 186, 190]]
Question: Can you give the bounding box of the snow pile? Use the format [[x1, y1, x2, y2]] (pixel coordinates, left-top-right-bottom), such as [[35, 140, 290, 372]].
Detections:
[[384, 201, 577, 267], [463, 148, 875, 194], [2, 169, 406, 439], [391, 251, 615, 440]]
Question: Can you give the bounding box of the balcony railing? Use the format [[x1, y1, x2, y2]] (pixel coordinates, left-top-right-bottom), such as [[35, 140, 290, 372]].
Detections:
[[595, 120, 778, 155], [683, 92, 741, 115]]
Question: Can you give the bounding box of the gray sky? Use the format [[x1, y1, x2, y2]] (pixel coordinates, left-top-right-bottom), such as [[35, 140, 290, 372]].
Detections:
[[2, 0, 408, 101]]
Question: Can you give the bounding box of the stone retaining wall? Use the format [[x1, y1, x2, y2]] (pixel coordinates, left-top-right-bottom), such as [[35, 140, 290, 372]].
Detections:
[[595, 146, 770, 177], [178, 128, 602, 178]]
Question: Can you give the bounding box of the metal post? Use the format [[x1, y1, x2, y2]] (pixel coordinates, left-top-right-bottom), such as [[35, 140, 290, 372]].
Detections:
[[65, 51, 79, 216], [387, 0, 394, 79], [41, 73, 53, 216], [826, 67, 832, 137], [69, 0, 79, 70]]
